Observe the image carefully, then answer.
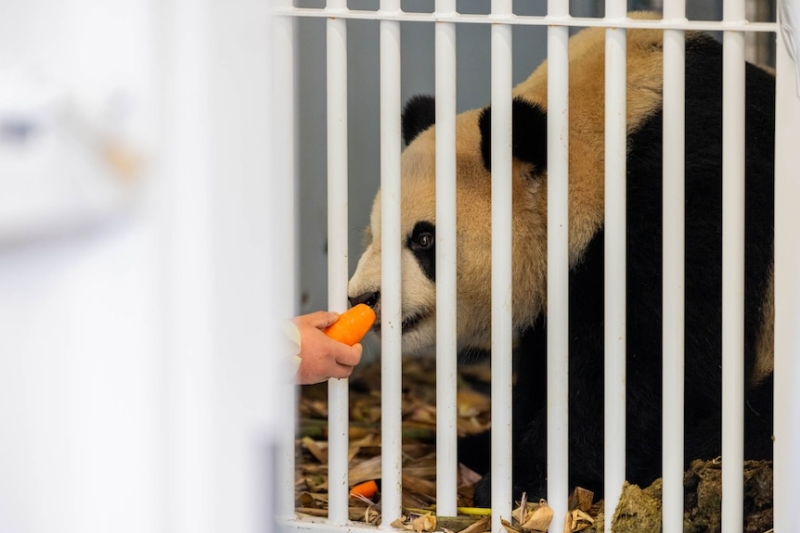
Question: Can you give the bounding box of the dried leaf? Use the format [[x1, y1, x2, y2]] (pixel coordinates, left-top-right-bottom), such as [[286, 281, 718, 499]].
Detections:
[[411, 513, 437, 533], [408, 403, 438, 426], [457, 515, 492, 533], [515, 493, 528, 522], [402, 474, 437, 499], [304, 475, 327, 492], [296, 508, 328, 517], [295, 492, 321, 508], [567, 487, 594, 512], [363, 506, 381, 525], [501, 517, 521, 533], [301, 437, 327, 463], [403, 488, 435, 510], [522, 505, 554, 532], [391, 513, 438, 533], [566, 509, 594, 532], [437, 515, 491, 532], [301, 400, 329, 418], [391, 516, 409, 529], [511, 499, 554, 532], [402, 443, 436, 459], [347, 455, 382, 485]]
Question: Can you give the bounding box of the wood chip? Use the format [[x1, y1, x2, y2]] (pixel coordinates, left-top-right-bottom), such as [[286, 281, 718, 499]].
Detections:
[[391, 513, 438, 533], [567, 487, 594, 512], [565, 509, 594, 533], [508, 498, 554, 533]]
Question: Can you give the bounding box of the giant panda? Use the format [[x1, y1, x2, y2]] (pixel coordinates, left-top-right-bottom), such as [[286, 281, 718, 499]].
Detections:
[[347, 12, 775, 505]]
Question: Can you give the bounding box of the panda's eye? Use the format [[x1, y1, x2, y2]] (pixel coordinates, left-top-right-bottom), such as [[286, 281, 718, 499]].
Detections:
[[407, 221, 436, 281], [408, 221, 436, 252], [416, 232, 434, 249]]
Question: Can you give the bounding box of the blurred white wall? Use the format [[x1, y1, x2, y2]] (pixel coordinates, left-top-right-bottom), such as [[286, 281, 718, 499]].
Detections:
[[0, 1, 283, 532], [0, 224, 163, 533], [0, 2, 163, 532]]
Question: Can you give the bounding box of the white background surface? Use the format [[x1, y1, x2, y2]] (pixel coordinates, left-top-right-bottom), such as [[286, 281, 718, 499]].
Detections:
[[0, 1, 281, 532]]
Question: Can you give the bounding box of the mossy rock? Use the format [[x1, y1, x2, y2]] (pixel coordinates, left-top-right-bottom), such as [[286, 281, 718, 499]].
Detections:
[[589, 459, 772, 533]]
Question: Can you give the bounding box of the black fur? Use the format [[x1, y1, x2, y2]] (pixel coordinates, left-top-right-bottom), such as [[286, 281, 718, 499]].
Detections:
[[478, 98, 549, 173], [462, 33, 775, 505], [408, 221, 436, 282], [402, 95, 436, 146]]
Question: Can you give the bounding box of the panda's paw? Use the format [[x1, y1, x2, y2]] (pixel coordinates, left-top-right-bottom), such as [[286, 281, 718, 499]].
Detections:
[[458, 432, 492, 475], [472, 473, 492, 508], [470, 471, 549, 509]]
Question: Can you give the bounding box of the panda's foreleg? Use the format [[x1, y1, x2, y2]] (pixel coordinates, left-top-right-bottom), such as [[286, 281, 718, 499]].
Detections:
[[466, 406, 550, 508], [457, 431, 493, 477]]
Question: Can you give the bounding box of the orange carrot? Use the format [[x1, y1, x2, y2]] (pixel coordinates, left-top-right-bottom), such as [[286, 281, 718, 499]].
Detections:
[[323, 304, 376, 346], [349, 479, 379, 499]]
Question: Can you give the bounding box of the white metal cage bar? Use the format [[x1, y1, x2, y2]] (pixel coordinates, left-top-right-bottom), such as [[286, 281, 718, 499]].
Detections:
[[490, 1, 514, 530], [773, 6, 800, 533], [603, 3, 628, 531], [379, 0, 404, 527], [546, 2, 570, 531], [721, 0, 747, 531], [661, 8, 687, 532], [434, 0, 459, 518], [326, 0, 351, 523], [277, 7, 777, 32]]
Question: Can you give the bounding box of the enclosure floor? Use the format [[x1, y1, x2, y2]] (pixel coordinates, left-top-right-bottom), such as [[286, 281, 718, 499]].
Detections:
[[294, 357, 774, 532]]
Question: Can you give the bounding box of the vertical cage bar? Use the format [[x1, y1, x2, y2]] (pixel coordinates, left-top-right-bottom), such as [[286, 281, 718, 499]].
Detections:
[[435, 0, 459, 517], [773, 7, 800, 533], [326, 1, 350, 524], [273, 3, 299, 521], [546, 1, 570, 530], [490, 1, 513, 531], [661, 2, 687, 531], [380, 0, 404, 526], [721, 0, 746, 530], [603, 4, 627, 530]]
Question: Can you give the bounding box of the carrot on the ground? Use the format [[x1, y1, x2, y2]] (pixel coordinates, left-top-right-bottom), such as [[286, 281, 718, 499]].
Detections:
[[349, 479, 379, 499], [323, 304, 376, 346]]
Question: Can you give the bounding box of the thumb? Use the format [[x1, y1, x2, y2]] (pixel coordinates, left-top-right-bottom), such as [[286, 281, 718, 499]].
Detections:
[[310, 310, 340, 329]]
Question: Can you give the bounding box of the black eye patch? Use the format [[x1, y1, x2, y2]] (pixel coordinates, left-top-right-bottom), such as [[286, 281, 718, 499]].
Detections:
[[407, 221, 436, 282]]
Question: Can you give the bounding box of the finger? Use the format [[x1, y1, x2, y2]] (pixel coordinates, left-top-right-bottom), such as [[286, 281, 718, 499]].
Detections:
[[313, 310, 340, 328], [334, 344, 363, 367], [296, 310, 339, 329]]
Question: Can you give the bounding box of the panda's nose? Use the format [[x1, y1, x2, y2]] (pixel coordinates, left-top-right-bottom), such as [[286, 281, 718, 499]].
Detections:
[[349, 291, 380, 310]]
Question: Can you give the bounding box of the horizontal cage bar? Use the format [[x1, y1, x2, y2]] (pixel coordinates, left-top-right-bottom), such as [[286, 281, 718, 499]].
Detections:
[[277, 8, 777, 33]]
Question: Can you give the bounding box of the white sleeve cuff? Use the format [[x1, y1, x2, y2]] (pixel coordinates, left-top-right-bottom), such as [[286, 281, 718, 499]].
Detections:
[[283, 320, 302, 382]]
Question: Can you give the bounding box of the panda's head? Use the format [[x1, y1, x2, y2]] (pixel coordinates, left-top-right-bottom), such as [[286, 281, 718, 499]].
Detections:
[[347, 95, 550, 355], [348, 15, 666, 356]]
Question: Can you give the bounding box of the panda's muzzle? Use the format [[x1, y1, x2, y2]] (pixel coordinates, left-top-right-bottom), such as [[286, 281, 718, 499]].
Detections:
[[348, 290, 430, 334], [349, 291, 379, 310]]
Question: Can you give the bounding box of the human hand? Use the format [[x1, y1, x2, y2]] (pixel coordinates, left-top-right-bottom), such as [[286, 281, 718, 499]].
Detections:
[[293, 311, 364, 384]]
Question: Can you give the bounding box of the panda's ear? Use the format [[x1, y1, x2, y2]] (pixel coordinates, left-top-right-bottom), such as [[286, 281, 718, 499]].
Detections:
[[402, 95, 436, 146], [479, 98, 548, 174]]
